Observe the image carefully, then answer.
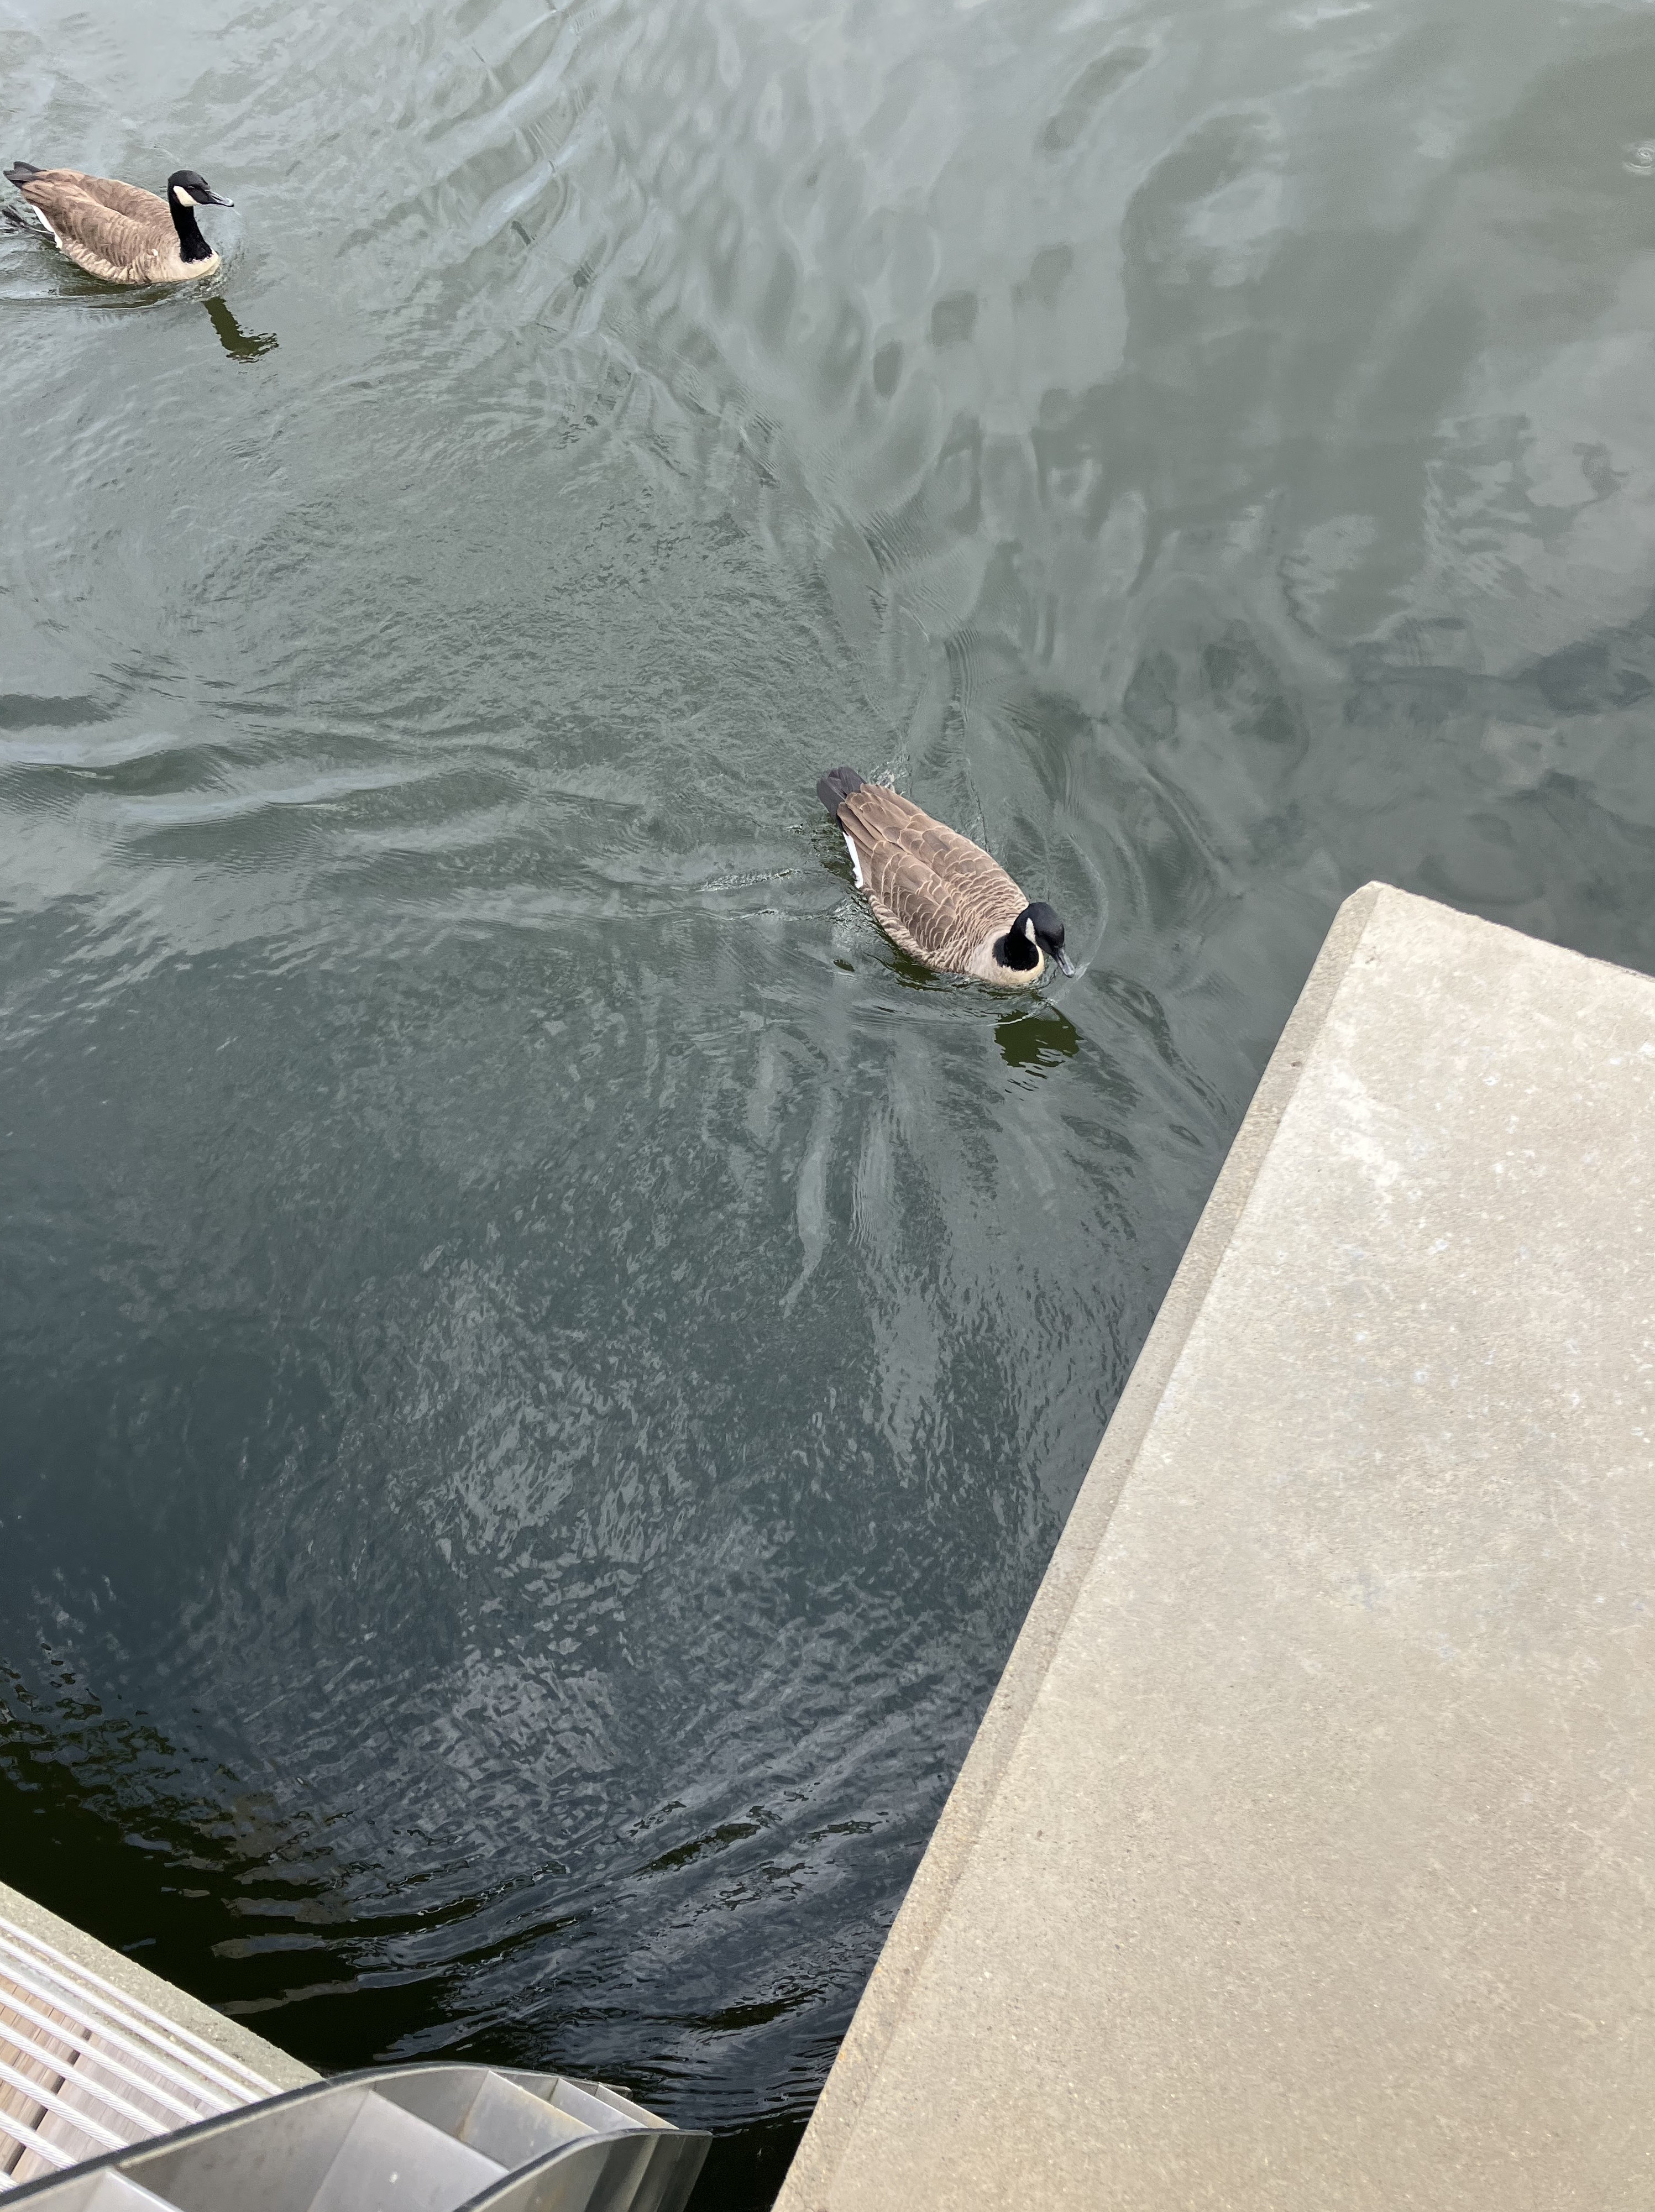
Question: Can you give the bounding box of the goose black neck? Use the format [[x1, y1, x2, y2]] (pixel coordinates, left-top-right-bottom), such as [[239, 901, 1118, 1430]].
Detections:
[[994, 927, 1040, 972], [170, 196, 213, 263]]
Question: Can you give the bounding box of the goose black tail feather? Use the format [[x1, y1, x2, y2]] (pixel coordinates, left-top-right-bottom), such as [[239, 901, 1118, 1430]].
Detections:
[[816, 766, 865, 819], [4, 163, 42, 186]]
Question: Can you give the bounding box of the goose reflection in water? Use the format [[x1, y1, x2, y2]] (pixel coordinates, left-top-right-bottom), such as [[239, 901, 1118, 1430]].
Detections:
[[205, 296, 276, 360], [996, 1006, 1079, 1074]]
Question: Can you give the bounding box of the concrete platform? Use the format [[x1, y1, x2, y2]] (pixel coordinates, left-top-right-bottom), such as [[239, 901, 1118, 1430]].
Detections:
[[777, 883, 1655, 2212]]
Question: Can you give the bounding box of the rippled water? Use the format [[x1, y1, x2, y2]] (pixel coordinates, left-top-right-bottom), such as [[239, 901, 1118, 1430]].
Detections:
[[4, 0, 1655, 2197]]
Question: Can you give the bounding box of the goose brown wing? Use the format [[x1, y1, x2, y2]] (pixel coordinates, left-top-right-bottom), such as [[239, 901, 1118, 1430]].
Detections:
[[19, 171, 165, 270], [78, 173, 170, 223], [839, 783, 1025, 966]]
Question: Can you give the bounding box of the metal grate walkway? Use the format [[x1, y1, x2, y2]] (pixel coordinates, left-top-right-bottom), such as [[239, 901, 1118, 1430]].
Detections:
[[0, 1912, 279, 2187]]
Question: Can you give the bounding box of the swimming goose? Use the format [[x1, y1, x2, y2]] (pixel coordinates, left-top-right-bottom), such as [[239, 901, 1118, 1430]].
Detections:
[[2, 163, 233, 285], [818, 766, 1074, 986]]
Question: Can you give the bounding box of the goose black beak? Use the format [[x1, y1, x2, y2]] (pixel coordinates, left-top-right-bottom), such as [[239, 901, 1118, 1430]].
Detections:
[[204, 192, 234, 207], [1052, 946, 1076, 977]]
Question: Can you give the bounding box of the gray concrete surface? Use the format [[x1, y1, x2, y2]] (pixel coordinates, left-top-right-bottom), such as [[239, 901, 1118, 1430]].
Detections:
[[0, 1878, 318, 2093], [777, 883, 1655, 2212]]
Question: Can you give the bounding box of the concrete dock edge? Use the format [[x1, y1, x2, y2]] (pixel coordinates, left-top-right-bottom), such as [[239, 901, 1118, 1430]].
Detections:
[[778, 883, 1384, 2207], [777, 880, 1655, 2210]]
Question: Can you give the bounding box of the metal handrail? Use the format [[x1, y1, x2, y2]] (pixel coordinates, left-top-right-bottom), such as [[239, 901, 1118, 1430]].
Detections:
[[0, 1922, 276, 2100], [0, 2057, 127, 2155], [0, 1912, 279, 2190], [0, 1988, 220, 2128], [0, 2018, 197, 2140], [0, 2108, 79, 2183], [0, 1942, 266, 2109]]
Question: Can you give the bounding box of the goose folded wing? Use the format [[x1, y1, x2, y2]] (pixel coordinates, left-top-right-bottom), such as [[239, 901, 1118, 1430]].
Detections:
[[834, 781, 924, 843], [865, 840, 968, 963], [79, 174, 169, 222], [868, 841, 1018, 968], [18, 169, 92, 216], [842, 788, 1020, 953], [30, 190, 161, 275], [837, 783, 1005, 885], [839, 787, 953, 877]]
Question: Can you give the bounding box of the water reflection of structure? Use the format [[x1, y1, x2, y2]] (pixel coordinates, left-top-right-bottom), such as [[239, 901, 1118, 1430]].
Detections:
[[204, 297, 276, 361]]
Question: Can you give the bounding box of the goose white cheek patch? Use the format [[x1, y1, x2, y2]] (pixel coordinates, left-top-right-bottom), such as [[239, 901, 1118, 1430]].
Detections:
[[173, 187, 196, 206], [842, 832, 865, 889]]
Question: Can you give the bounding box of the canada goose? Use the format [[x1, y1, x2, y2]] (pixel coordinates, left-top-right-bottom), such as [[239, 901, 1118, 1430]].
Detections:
[[2, 163, 233, 285], [818, 766, 1075, 986]]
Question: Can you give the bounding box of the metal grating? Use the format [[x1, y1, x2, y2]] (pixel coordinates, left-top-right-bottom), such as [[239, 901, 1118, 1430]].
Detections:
[[0, 1914, 279, 2188]]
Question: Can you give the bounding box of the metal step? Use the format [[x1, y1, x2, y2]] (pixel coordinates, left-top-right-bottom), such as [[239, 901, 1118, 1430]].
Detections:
[[4, 2067, 706, 2212], [380, 2072, 594, 2166]]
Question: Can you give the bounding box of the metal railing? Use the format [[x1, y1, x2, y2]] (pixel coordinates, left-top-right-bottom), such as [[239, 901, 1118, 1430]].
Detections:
[[0, 1912, 279, 2187]]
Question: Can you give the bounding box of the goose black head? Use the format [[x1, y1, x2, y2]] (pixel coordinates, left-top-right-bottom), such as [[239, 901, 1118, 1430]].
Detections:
[[167, 170, 233, 211], [1027, 902, 1074, 975], [1003, 901, 1075, 977]]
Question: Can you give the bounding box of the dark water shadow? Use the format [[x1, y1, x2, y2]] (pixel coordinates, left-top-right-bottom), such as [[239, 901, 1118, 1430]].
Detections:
[[206, 296, 277, 361], [0, 1671, 809, 2211], [685, 2115, 809, 2211], [996, 1005, 1079, 1072]]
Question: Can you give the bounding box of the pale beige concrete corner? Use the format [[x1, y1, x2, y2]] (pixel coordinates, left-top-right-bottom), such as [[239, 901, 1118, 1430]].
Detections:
[[777, 883, 1655, 2212], [0, 1878, 318, 2093]]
